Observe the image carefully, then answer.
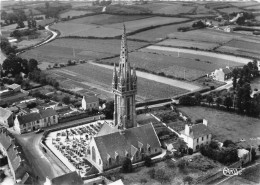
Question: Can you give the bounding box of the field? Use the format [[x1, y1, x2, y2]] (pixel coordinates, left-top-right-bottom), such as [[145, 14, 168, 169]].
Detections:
[[152, 3, 196, 15], [67, 14, 151, 25], [178, 106, 260, 146], [129, 21, 193, 42], [101, 46, 244, 81], [230, 2, 260, 7], [157, 39, 220, 50], [59, 10, 92, 19], [217, 39, 260, 59], [51, 15, 188, 38], [244, 5, 260, 11], [46, 63, 188, 101], [218, 7, 243, 14], [20, 38, 148, 65]]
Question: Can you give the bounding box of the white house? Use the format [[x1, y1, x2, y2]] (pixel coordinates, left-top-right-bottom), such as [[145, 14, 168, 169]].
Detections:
[[238, 148, 251, 165], [180, 119, 212, 152], [14, 109, 58, 134], [210, 66, 233, 82], [82, 96, 99, 111], [0, 107, 14, 127]]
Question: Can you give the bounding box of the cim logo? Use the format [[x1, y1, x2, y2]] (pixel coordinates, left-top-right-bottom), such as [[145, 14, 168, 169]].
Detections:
[[223, 167, 243, 176]]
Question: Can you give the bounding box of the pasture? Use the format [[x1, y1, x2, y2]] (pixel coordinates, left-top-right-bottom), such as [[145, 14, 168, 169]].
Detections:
[[152, 3, 196, 15], [101, 47, 244, 81], [67, 14, 151, 25], [157, 39, 220, 50], [19, 38, 148, 65], [216, 39, 260, 59], [51, 15, 188, 38], [129, 21, 193, 42], [218, 7, 243, 14], [244, 5, 260, 11], [59, 10, 92, 19], [178, 106, 260, 146], [46, 63, 189, 101]]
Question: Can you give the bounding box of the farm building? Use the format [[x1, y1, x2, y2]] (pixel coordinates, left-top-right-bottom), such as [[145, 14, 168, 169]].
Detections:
[[210, 66, 233, 82], [180, 119, 212, 152]]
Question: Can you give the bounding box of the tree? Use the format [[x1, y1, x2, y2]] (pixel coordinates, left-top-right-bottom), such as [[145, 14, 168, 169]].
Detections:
[[0, 36, 16, 55], [144, 156, 152, 167], [102, 101, 114, 119], [194, 92, 202, 104], [223, 140, 235, 148], [232, 68, 239, 89], [122, 158, 133, 173], [2, 55, 24, 76], [17, 18, 25, 28], [224, 96, 233, 110], [62, 96, 71, 104], [179, 95, 197, 106], [216, 97, 222, 108], [206, 94, 214, 106], [175, 138, 188, 155], [183, 176, 193, 185], [28, 59, 38, 72]]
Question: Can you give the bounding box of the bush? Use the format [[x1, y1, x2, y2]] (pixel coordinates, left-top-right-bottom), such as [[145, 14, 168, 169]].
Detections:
[[183, 176, 193, 185], [140, 178, 147, 184], [188, 148, 193, 155], [0, 170, 6, 182], [122, 158, 133, 173], [223, 140, 235, 148], [144, 156, 152, 167], [148, 169, 170, 184]]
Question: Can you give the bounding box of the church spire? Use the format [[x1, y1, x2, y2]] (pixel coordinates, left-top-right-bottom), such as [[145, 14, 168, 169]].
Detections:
[[120, 24, 128, 65]]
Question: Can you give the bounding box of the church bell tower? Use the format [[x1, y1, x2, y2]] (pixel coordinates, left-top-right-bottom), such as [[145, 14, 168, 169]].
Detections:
[[112, 25, 137, 129]]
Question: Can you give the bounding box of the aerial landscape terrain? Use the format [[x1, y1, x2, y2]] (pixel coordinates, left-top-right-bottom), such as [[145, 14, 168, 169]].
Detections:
[[0, 0, 260, 185]]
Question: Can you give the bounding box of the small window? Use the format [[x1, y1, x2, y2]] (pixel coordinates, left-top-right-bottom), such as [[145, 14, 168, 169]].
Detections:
[[202, 137, 204, 141], [197, 138, 199, 143], [99, 159, 101, 165], [148, 147, 151, 153], [155, 149, 157, 152], [207, 135, 209, 139]]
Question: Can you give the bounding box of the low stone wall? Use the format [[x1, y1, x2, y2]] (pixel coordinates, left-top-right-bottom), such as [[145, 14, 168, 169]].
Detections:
[[39, 141, 71, 174]]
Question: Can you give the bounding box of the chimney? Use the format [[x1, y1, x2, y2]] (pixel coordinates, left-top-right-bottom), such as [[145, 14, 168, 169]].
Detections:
[[203, 119, 208, 127]]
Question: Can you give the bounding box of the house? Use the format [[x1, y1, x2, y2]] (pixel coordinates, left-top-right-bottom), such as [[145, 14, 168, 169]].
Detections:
[[14, 109, 58, 134], [224, 26, 233, 32], [238, 148, 251, 166], [0, 128, 33, 184], [44, 171, 83, 185], [180, 119, 212, 152], [82, 96, 99, 111], [211, 66, 233, 82], [0, 107, 14, 127], [87, 122, 161, 172]]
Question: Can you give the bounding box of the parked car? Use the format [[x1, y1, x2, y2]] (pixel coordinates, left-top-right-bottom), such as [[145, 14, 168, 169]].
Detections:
[[35, 128, 44, 134]]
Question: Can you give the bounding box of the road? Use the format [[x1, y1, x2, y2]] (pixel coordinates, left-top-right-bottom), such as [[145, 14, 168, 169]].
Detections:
[[9, 114, 103, 183]]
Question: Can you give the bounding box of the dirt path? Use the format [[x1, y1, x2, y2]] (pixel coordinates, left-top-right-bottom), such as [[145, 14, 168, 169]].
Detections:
[[90, 62, 201, 91], [147, 45, 252, 64]]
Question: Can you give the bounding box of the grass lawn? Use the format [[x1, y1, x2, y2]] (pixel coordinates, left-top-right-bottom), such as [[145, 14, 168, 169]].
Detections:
[[240, 164, 260, 183], [178, 106, 260, 145]]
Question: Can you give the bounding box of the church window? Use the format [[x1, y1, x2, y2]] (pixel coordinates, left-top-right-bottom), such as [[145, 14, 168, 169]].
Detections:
[[127, 98, 130, 120], [148, 147, 151, 153], [207, 135, 209, 139], [92, 146, 96, 162], [136, 151, 139, 158], [108, 158, 112, 166], [116, 155, 119, 163], [202, 136, 204, 141], [99, 159, 101, 165], [155, 149, 157, 152]]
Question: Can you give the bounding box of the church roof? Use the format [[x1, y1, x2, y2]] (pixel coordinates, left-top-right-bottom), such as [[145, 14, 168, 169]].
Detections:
[[96, 121, 119, 137], [93, 123, 161, 162], [51, 171, 83, 185]]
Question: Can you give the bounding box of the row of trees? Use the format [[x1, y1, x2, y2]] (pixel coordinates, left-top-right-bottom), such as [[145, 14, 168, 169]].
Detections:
[[2, 55, 38, 77], [28, 70, 59, 88], [1, 9, 27, 26], [0, 36, 16, 55]]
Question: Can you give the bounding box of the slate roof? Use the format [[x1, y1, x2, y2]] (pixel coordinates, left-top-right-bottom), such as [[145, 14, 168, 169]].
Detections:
[[40, 109, 57, 118], [222, 67, 232, 74], [51, 171, 83, 185], [189, 123, 211, 139], [0, 107, 13, 120], [94, 123, 161, 162], [96, 122, 119, 137], [83, 96, 99, 104]]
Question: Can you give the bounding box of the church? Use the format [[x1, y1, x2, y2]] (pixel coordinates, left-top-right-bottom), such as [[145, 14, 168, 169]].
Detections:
[[87, 25, 162, 172]]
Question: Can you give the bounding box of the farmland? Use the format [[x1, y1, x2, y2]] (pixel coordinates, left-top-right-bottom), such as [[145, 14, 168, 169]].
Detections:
[[218, 7, 243, 14], [178, 106, 260, 146], [216, 39, 260, 59], [46, 63, 189, 101], [101, 46, 245, 81], [157, 39, 220, 50], [19, 38, 148, 66], [59, 10, 92, 19], [51, 15, 188, 38], [128, 21, 193, 42]]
